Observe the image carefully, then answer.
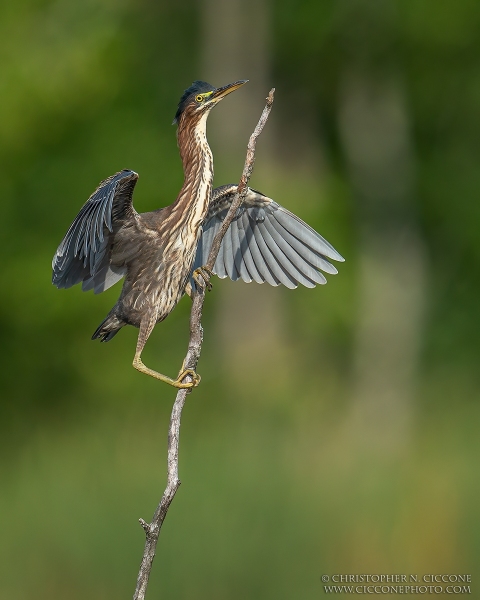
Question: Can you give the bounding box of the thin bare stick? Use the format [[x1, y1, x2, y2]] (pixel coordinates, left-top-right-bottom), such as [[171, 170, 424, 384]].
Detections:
[[132, 88, 275, 600]]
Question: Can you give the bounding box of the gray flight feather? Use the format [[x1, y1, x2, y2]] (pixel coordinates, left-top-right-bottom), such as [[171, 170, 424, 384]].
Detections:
[[272, 206, 344, 262], [250, 214, 296, 288], [257, 221, 318, 288]]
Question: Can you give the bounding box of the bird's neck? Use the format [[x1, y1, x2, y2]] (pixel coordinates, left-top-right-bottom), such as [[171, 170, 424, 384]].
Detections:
[[173, 112, 213, 230]]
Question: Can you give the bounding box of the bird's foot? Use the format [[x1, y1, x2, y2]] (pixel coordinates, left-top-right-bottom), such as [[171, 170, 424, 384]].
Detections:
[[176, 359, 201, 388], [133, 357, 200, 389], [192, 266, 214, 291], [177, 367, 201, 388]]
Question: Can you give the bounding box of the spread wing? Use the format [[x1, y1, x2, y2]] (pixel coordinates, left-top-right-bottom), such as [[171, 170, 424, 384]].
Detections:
[[52, 169, 139, 294], [193, 185, 344, 289]]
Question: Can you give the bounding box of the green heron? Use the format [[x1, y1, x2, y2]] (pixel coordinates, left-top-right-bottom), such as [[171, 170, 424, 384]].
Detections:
[[52, 80, 344, 389]]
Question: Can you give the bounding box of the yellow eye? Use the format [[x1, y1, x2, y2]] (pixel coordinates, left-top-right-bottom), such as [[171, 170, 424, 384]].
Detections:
[[195, 94, 203, 102]]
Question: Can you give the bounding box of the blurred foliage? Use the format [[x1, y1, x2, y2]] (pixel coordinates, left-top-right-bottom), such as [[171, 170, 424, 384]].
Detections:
[[1, 0, 479, 598]]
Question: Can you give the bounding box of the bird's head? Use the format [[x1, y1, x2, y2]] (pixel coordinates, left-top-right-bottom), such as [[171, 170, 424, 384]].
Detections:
[[173, 80, 248, 125]]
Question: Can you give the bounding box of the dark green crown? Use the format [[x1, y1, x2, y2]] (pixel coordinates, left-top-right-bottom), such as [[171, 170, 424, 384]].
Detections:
[[173, 81, 215, 124]]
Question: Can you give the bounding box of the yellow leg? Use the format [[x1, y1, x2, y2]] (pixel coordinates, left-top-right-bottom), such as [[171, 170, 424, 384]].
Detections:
[[192, 266, 214, 291], [133, 355, 201, 389]]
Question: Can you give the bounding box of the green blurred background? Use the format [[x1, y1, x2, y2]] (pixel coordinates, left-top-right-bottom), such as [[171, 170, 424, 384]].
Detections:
[[1, 0, 479, 598]]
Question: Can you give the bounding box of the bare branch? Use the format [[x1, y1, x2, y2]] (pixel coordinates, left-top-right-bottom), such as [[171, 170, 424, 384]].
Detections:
[[132, 88, 275, 600]]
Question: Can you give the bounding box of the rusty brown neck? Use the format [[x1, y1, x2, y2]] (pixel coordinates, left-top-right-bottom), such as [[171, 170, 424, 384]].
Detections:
[[171, 110, 213, 231]]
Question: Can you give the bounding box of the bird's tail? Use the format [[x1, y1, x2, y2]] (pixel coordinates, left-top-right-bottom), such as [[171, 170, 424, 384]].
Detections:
[[92, 312, 125, 342]]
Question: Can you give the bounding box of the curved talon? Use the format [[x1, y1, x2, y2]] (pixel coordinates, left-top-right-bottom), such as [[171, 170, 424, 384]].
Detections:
[[178, 368, 201, 388], [193, 266, 213, 291]]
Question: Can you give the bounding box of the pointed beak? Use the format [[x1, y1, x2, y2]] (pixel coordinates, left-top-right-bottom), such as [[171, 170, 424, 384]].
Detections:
[[211, 80, 248, 101]]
